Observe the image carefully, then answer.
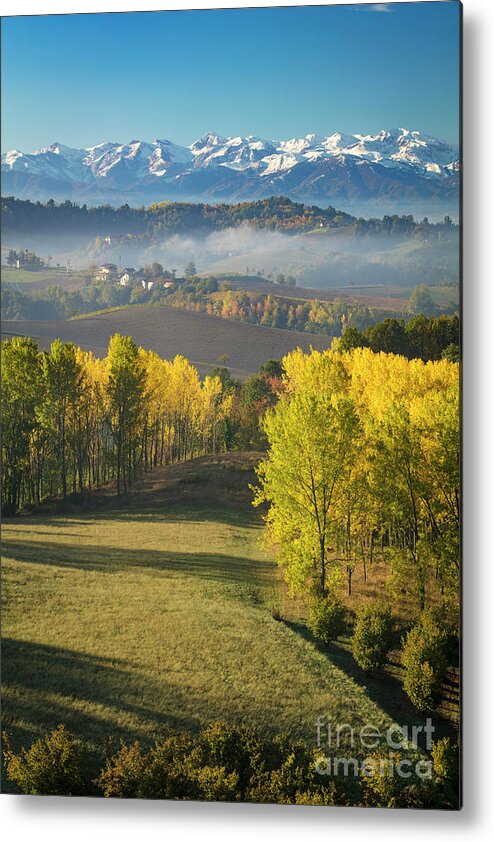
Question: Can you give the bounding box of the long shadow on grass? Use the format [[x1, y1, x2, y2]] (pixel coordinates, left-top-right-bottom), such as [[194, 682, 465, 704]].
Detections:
[[95, 505, 262, 529], [1, 538, 272, 586], [1, 637, 203, 756], [4, 504, 262, 532], [5, 452, 265, 526], [282, 619, 457, 746]]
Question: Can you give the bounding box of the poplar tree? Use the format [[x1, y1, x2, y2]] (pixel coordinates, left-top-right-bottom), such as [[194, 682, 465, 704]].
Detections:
[[40, 340, 83, 499], [106, 334, 146, 495], [1, 337, 41, 513], [254, 390, 359, 597]]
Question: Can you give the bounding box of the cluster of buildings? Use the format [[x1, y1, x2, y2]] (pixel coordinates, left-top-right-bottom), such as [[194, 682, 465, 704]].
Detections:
[[95, 263, 175, 291]]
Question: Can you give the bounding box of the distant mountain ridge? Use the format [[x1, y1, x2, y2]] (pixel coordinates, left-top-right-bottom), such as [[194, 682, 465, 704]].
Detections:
[[2, 128, 459, 213]]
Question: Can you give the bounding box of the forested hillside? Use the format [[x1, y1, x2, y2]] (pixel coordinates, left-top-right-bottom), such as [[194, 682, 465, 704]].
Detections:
[[2, 195, 458, 239], [2, 196, 352, 237]]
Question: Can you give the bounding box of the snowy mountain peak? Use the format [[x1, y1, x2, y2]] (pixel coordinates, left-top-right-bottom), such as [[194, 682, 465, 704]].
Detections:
[[2, 127, 459, 211], [191, 131, 224, 149]]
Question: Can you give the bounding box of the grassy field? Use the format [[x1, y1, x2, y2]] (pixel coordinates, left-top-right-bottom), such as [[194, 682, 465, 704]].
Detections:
[[1, 305, 332, 380], [3, 452, 451, 784], [0, 265, 90, 291]]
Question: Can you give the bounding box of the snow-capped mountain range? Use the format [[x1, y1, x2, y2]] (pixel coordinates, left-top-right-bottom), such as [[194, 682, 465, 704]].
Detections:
[[2, 128, 459, 212]]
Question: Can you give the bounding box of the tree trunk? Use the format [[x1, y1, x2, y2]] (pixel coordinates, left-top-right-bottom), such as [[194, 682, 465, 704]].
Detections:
[[319, 536, 326, 595]]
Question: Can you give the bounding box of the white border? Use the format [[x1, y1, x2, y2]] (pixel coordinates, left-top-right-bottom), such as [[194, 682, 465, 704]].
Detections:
[[2, 0, 494, 837], [0, 0, 432, 15]]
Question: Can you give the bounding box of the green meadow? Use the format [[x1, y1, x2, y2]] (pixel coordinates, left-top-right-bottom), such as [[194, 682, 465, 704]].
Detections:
[[1, 454, 412, 779]]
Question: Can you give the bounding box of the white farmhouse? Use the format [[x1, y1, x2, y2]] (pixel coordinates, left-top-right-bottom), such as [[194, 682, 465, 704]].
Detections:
[[96, 262, 118, 280]]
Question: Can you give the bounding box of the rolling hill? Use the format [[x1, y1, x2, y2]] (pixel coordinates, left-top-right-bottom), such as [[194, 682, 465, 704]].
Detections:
[[1, 304, 332, 379]]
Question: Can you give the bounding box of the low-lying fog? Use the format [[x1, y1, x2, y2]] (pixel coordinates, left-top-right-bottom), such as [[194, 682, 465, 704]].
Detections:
[[4, 224, 459, 290]]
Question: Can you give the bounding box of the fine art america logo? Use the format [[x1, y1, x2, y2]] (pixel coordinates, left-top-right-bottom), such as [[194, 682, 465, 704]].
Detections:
[[315, 716, 435, 780]]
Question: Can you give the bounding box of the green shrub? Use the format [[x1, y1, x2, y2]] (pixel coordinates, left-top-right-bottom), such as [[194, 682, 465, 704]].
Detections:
[[352, 601, 393, 671], [2, 725, 85, 795], [97, 740, 148, 798], [294, 784, 344, 806], [361, 747, 439, 808], [362, 749, 407, 807], [95, 724, 342, 807], [140, 735, 197, 800], [195, 721, 263, 793], [195, 766, 240, 801], [404, 661, 441, 712], [401, 612, 448, 711], [246, 735, 321, 805], [431, 737, 458, 781], [307, 595, 346, 644], [97, 723, 262, 800], [97, 734, 197, 799]]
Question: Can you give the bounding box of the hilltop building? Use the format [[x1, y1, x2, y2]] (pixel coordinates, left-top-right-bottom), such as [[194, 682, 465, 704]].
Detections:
[[119, 268, 136, 286], [96, 262, 118, 280]]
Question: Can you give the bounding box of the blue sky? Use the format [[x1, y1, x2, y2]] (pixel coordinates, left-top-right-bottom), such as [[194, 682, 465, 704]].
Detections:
[[1, 2, 461, 151]]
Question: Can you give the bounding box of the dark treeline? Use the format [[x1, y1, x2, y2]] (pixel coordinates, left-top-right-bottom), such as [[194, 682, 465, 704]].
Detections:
[[338, 314, 460, 361], [1, 196, 351, 238], [351, 212, 457, 238], [2, 195, 458, 239]]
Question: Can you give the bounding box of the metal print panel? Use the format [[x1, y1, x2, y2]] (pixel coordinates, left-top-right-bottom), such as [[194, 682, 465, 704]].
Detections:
[[1, 1, 461, 808]]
